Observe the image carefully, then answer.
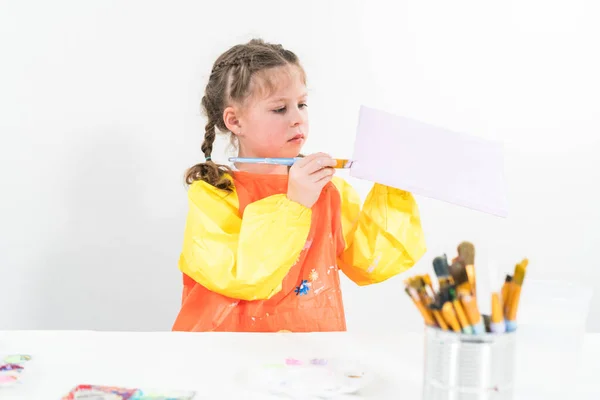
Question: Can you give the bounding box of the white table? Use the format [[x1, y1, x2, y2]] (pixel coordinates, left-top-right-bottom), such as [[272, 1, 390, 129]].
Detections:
[[1, 330, 599, 399]]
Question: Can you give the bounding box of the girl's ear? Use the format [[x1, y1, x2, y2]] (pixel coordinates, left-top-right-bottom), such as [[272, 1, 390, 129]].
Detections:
[[223, 106, 242, 136]]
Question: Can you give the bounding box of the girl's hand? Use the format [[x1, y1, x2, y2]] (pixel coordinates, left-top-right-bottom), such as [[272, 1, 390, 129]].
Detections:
[[287, 153, 337, 208]]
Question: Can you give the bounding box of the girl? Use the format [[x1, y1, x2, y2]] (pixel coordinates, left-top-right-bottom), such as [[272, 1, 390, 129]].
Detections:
[[172, 39, 426, 332]]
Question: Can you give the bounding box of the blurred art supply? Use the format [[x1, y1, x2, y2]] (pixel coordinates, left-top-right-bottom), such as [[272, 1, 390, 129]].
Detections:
[[452, 241, 476, 295], [448, 258, 464, 286], [482, 314, 492, 333], [465, 264, 477, 297], [132, 389, 196, 399], [505, 258, 528, 332], [408, 276, 436, 307], [504, 273, 516, 316], [406, 277, 452, 331], [490, 293, 506, 333], [456, 242, 475, 266], [405, 287, 436, 326], [501, 275, 512, 308], [403, 242, 528, 337], [432, 254, 450, 279], [433, 254, 454, 293], [238, 357, 375, 398], [0, 376, 18, 384], [504, 261, 527, 307], [441, 302, 461, 333], [0, 354, 32, 389], [333, 158, 353, 169], [350, 105, 509, 217], [448, 262, 465, 290], [62, 385, 196, 399], [459, 293, 485, 335], [448, 242, 476, 296], [62, 385, 138, 399], [3, 355, 31, 364], [403, 243, 530, 399], [422, 274, 436, 294], [452, 299, 474, 334], [228, 157, 353, 169], [422, 283, 439, 310], [503, 259, 527, 317], [429, 305, 449, 331]]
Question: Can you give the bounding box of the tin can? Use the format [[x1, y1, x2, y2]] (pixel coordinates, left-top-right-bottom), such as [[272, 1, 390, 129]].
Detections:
[[422, 326, 516, 400]]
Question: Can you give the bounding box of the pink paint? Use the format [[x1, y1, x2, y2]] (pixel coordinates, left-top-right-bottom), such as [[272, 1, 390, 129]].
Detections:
[[0, 375, 17, 383]]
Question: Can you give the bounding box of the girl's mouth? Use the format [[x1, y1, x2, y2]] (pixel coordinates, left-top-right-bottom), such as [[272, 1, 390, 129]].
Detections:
[[288, 134, 304, 142]]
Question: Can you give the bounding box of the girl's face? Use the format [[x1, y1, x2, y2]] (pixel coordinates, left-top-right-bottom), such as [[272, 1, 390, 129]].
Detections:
[[224, 66, 309, 166]]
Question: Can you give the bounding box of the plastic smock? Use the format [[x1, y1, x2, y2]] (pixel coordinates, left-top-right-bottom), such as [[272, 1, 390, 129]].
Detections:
[[171, 171, 426, 332]]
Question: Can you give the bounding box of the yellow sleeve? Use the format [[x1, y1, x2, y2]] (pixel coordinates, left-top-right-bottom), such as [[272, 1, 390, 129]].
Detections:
[[332, 177, 427, 285], [178, 180, 312, 301]]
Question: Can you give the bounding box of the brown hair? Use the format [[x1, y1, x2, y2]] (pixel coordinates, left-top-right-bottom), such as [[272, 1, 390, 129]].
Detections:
[[185, 38, 306, 191]]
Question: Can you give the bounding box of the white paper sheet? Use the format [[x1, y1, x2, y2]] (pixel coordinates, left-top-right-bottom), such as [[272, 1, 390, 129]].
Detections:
[[350, 106, 508, 217]]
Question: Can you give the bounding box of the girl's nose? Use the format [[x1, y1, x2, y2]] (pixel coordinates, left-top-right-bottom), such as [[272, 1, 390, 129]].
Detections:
[[290, 106, 306, 127]]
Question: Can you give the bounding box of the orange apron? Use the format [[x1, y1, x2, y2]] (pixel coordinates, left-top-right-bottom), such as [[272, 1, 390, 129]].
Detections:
[[172, 171, 347, 332]]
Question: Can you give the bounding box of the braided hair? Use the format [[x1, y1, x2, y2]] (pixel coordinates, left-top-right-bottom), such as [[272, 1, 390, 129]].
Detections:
[[185, 39, 306, 191]]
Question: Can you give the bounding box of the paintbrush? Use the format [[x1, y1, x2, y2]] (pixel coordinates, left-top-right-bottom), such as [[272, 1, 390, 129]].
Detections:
[[422, 274, 436, 295], [420, 275, 442, 310], [405, 287, 436, 326], [454, 242, 476, 295], [457, 242, 475, 266], [228, 157, 354, 169], [405, 276, 432, 304], [506, 258, 528, 331], [433, 254, 450, 286], [449, 242, 474, 286], [448, 257, 466, 286]]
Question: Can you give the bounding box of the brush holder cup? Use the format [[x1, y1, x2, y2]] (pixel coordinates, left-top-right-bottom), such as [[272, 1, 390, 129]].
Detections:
[[422, 326, 516, 400]]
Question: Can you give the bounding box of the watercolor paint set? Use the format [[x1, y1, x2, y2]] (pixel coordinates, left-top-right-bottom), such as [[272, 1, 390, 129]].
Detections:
[[0, 354, 32, 388], [61, 384, 196, 400]]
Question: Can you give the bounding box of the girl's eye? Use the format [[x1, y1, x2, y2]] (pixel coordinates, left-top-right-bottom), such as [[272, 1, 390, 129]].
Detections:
[[273, 107, 286, 114], [299, 103, 308, 109]]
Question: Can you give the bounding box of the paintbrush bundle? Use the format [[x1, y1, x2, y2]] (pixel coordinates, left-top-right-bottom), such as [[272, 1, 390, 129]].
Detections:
[[404, 242, 528, 334]]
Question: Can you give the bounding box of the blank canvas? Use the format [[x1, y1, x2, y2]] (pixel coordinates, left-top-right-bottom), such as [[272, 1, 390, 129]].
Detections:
[[350, 106, 508, 217]]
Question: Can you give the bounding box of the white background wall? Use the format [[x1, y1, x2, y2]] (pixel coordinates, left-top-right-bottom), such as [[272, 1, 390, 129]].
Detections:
[[1, 0, 599, 332]]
